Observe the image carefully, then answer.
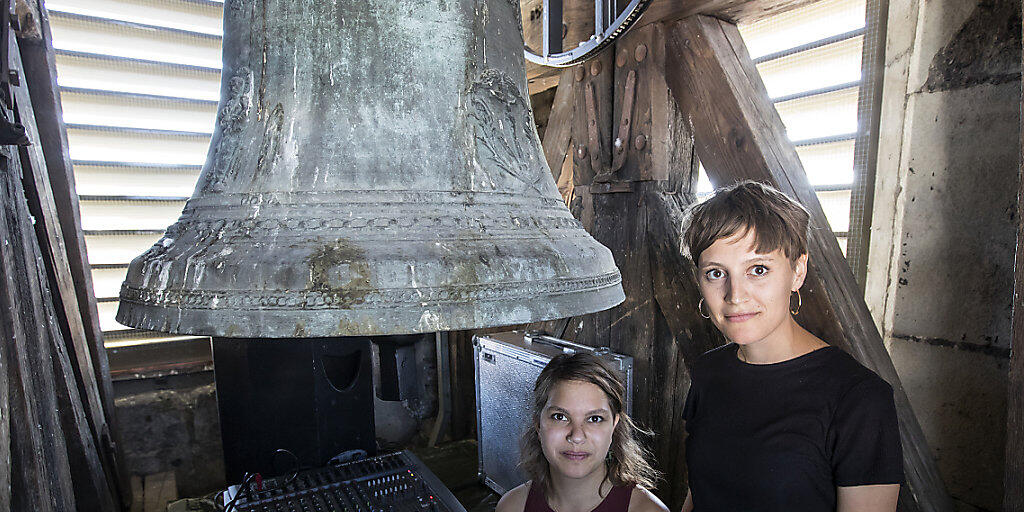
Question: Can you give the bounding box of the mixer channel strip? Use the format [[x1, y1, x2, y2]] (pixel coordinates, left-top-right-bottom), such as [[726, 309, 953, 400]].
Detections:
[[227, 450, 466, 512]]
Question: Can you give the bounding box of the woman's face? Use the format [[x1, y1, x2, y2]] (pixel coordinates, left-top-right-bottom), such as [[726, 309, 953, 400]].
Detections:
[[696, 229, 807, 348], [538, 379, 619, 482]]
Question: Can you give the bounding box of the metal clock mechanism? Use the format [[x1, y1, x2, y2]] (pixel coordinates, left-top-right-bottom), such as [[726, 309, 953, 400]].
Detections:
[[523, 0, 654, 67]]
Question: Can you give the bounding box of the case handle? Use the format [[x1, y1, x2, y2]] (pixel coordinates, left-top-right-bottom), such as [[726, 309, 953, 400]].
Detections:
[[524, 331, 611, 356]]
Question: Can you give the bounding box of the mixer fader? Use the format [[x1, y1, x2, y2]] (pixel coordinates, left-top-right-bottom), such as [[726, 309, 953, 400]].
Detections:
[[224, 450, 466, 512]]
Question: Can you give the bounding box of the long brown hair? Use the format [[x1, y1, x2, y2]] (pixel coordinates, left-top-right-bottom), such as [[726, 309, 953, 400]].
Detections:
[[519, 352, 661, 493]]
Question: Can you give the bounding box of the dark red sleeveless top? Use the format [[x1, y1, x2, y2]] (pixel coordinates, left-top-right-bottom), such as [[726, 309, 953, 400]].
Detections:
[[523, 482, 635, 512]]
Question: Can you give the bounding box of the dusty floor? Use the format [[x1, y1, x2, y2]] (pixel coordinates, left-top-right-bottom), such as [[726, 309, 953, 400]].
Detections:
[[412, 439, 500, 512]]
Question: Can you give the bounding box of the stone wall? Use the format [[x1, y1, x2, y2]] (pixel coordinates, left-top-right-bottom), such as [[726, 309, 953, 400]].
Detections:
[[113, 373, 225, 498], [866, 0, 1021, 509]]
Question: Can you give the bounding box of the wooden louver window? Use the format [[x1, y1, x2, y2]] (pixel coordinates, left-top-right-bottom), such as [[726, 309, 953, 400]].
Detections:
[[46, 0, 223, 353]]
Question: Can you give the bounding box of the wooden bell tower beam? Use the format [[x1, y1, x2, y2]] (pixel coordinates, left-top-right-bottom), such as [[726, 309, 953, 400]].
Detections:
[[662, 15, 952, 512]]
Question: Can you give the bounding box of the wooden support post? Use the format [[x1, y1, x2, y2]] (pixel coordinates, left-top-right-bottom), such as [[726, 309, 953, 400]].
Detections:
[[9, 35, 118, 511], [558, 24, 721, 509], [663, 15, 952, 512], [0, 145, 77, 511], [9, 31, 107, 460], [14, 7, 127, 504], [16, 1, 121, 483], [0, 240, 11, 512]]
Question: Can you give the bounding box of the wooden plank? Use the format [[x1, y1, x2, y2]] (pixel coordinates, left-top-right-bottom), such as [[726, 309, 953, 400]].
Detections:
[[143, 471, 177, 512], [9, 26, 114, 483], [528, 71, 561, 96], [521, 0, 819, 89], [663, 15, 951, 512], [1005, 18, 1024, 506], [15, 142, 116, 511], [0, 239, 12, 512], [5, 29, 118, 511], [130, 475, 145, 512], [541, 68, 576, 180], [0, 21, 9, 512], [0, 144, 76, 512], [16, 7, 122, 499]]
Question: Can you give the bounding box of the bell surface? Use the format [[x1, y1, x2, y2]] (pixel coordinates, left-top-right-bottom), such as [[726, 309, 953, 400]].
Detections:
[[117, 0, 624, 337]]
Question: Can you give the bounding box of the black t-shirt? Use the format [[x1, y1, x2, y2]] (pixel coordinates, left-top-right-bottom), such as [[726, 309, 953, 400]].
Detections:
[[682, 343, 903, 511]]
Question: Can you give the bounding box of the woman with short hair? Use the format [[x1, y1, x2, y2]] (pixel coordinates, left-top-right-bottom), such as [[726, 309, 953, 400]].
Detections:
[[496, 353, 668, 512], [680, 181, 903, 512]]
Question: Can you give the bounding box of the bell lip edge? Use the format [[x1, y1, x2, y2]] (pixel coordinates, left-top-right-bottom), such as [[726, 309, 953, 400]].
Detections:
[[113, 284, 626, 339]]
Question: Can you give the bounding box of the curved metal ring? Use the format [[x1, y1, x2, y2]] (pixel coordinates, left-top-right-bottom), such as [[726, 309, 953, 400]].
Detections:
[[524, 0, 654, 68]]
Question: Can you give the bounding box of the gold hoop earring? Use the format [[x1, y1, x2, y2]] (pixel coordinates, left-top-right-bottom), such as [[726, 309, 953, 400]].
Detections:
[[698, 298, 711, 319], [790, 290, 802, 315]]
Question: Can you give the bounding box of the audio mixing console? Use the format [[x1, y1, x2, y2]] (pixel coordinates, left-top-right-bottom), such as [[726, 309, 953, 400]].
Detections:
[[223, 450, 466, 512]]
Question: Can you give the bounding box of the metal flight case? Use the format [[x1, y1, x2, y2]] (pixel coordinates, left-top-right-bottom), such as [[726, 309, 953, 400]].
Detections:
[[473, 331, 634, 495]]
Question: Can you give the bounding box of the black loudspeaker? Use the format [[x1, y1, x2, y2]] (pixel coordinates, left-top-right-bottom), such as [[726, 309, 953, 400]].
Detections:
[[212, 337, 377, 483]]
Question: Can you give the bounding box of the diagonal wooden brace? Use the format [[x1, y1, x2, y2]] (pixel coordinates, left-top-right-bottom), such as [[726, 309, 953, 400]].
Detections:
[[663, 15, 953, 512]]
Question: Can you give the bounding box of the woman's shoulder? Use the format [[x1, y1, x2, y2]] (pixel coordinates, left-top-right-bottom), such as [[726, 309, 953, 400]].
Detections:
[[496, 481, 533, 512], [627, 486, 669, 512], [820, 346, 893, 393], [689, 343, 738, 379]]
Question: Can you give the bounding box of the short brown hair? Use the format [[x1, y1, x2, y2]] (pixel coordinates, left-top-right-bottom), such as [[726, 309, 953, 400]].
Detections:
[[683, 180, 810, 264], [519, 353, 660, 493]]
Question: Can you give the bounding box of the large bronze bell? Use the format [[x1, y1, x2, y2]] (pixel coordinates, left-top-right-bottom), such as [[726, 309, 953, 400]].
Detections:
[[117, 0, 624, 337]]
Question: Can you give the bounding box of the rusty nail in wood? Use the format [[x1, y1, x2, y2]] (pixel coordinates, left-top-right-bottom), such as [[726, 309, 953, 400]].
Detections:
[[635, 44, 648, 62], [590, 61, 602, 76], [634, 134, 647, 150], [575, 66, 585, 81]]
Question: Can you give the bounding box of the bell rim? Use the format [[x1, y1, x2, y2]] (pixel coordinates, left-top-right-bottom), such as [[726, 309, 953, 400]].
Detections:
[[115, 281, 625, 338]]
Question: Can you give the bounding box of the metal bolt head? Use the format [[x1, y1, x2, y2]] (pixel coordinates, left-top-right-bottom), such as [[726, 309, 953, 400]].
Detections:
[[634, 44, 648, 62], [634, 134, 647, 150], [574, 66, 585, 82], [590, 61, 602, 76]]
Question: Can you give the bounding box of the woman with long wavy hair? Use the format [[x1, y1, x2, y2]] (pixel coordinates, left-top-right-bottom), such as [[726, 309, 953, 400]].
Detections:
[[495, 353, 667, 512]]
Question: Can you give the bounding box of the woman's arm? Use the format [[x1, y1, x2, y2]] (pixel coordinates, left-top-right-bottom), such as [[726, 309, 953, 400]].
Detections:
[[679, 490, 693, 512], [836, 484, 899, 512]]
